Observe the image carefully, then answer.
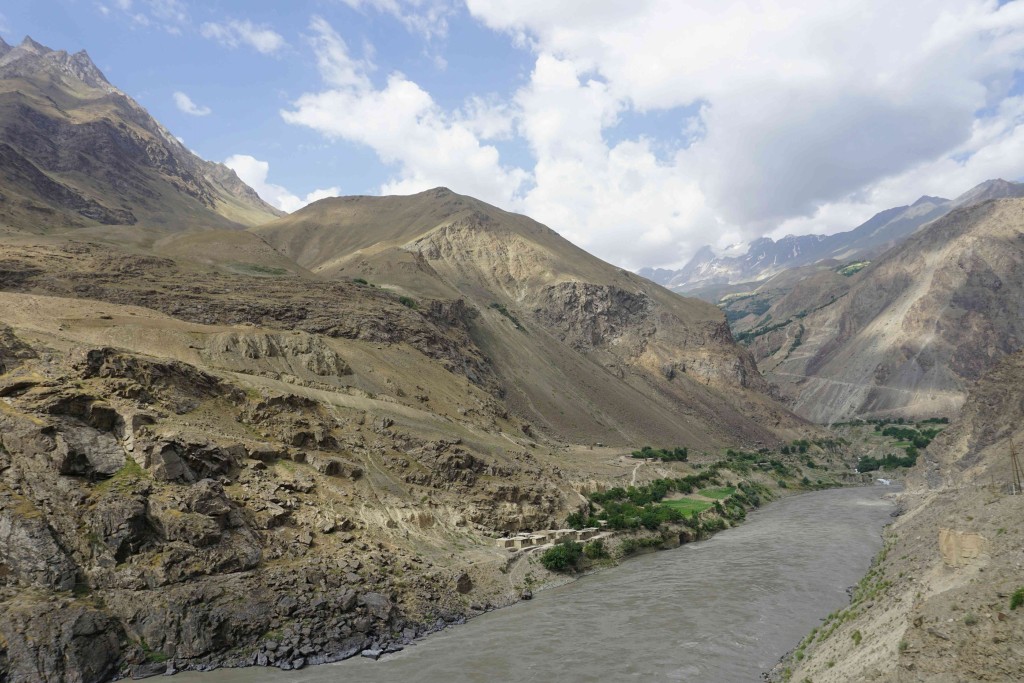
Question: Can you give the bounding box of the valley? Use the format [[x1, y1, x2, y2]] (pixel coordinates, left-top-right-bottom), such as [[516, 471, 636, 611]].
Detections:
[[0, 30, 1023, 683]]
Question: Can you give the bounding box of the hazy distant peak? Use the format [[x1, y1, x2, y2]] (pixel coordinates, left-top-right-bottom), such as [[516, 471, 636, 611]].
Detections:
[[952, 178, 1024, 207], [912, 195, 948, 207]]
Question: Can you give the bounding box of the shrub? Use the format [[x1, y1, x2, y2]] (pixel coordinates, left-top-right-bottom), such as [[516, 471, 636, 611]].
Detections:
[[583, 539, 609, 559], [1010, 587, 1024, 610], [398, 296, 417, 309], [566, 511, 588, 530], [539, 540, 583, 572], [851, 630, 862, 646]]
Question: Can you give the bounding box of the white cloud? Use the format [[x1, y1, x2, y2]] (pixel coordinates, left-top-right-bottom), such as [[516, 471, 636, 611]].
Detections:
[[278, 2, 1024, 269], [105, 0, 187, 33], [339, 0, 453, 40], [173, 91, 211, 117], [200, 19, 286, 55], [282, 17, 527, 206], [224, 154, 339, 213], [462, 0, 1024, 267]]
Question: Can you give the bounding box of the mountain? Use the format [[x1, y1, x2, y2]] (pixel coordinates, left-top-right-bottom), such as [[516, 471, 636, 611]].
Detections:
[[0, 36, 281, 235], [640, 193, 964, 292], [786, 352, 1024, 681], [253, 188, 800, 447], [741, 196, 1024, 423]]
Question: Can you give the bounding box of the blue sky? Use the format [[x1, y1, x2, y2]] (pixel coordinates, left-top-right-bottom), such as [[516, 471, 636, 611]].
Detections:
[[4, 1, 1024, 269]]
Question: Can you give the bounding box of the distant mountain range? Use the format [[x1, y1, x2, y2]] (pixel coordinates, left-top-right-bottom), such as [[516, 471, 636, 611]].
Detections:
[[640, 179, 1024, 292]]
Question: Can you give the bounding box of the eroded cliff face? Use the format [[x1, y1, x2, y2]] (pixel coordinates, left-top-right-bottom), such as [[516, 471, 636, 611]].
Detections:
[[783, 353, 1024, 683], [0, 308, 567, 681]]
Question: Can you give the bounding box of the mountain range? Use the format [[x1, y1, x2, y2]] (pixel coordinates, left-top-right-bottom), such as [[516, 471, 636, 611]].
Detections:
[[641, 180, 1024, 293]]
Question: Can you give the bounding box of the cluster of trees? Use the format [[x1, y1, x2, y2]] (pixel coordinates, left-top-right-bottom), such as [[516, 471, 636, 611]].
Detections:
[[878, 425, 939, 449], [630, 446, 688, 461], [568, 475, 770, 533], [857, 451, 918, 472], [539, 539, 609, 572]]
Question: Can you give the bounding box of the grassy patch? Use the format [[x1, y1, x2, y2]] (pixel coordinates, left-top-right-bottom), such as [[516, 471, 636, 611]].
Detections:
[[698, 486, 735, 500], [93, 459, 146, 494], [837, 261, 870, 277], [661, 497, 713, 517]]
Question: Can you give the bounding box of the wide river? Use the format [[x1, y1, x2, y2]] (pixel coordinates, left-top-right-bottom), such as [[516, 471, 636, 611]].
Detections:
[[178, 486, 896, 683]]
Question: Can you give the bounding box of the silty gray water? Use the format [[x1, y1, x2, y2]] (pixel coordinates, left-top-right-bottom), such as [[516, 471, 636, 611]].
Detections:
[[177, 486, 896, 683]]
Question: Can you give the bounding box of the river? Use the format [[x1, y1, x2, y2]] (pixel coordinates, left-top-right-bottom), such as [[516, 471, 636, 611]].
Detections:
[[176, 485, 896, 683]]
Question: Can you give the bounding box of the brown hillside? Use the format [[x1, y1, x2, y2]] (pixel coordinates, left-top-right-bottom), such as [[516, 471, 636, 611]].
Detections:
[[255, 188, 802, 447]]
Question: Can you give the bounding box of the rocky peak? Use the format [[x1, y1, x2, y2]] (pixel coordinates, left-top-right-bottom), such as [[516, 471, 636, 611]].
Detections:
[[18, 36, 50, 54], [0, 36, 113, 92]]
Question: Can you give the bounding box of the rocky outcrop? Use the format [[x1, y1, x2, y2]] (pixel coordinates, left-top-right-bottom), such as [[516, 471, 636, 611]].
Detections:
[[534, 282, 654, 350], [202, 330, 352, 382]]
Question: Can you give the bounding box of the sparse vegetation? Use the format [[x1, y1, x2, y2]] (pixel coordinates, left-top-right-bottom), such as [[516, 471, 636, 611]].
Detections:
[[837, 260, 870, 277], [1011, 587, 1024, 611], [398, 295, 417, 309], [488, 302, 525, 331], [630, 446, 688, 461]]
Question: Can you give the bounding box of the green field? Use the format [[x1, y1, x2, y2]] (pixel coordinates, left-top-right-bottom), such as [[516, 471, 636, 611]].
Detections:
[[698, 486, 736, 500], [662, 498, 714, 517]]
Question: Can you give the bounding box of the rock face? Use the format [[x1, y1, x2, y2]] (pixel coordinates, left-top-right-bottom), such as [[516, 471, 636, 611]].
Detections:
[[0, 295, 570, 680], [784, 352, 1024, 682], [0, 36, 282, 232], [202, 331, 352, 381], [746, 197, 1024, 423]]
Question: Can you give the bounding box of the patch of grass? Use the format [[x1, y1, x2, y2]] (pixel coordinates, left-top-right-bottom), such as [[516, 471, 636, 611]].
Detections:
[[963, 613, 978, 626], [93, 458, 146, 494], [661, 497, 713, 517], [837, 261, 870, 277], [398, 295, 417, 309], [698, 486, 735, 500], [851, 630, 862, 646], [1010, 587, 1024, 611]]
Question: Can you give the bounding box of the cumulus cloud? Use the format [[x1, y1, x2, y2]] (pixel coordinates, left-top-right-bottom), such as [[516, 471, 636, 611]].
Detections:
[[281, 2, 1024, 268], [282, 17, 528, 206], [224, 154, 339, 213], [462, 0, 1024, 267], [173, 91, 211, 116], [200, 19, 286, 55]]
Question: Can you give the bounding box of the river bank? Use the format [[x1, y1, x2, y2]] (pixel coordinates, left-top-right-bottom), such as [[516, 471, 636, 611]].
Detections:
[[174, 486, 897, 683]]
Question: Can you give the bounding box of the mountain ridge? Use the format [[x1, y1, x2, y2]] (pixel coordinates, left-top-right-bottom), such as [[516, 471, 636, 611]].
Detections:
[[641, 182, 1023, 292], [0, 35, 282, 235]]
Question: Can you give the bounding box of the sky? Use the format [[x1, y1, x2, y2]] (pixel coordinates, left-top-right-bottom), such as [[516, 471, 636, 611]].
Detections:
[[4, 1, 1024, 269]]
